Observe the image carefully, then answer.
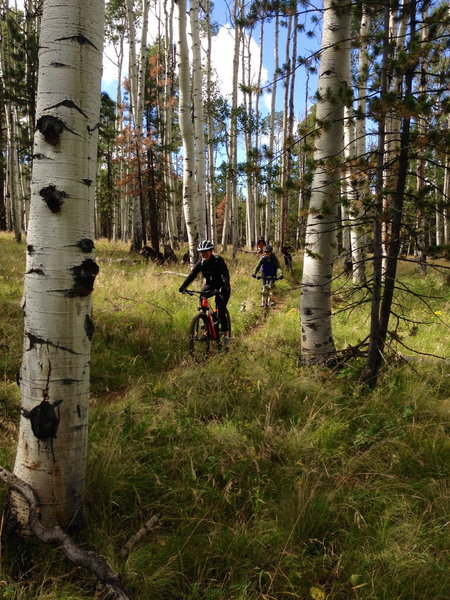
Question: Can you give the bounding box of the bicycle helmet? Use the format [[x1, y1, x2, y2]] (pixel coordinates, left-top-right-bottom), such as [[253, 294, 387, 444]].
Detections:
[[263, 245, 273, 253], [197, 240, 214, 251]]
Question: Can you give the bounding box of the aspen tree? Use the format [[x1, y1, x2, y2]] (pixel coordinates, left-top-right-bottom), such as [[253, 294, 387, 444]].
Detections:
[[382, 0, 409, 272], [205, 0, 217, 245], [9, 0, 104, 531], [243, 27, 257, 249], [229, 0, 242, 256], [190, 0, 208, 240], [415, 7, 428, 275], [265, 12, 279, 242], [126, 0, 149, 251], [350, 8, 370, 285], [300, 0, 351, 366], [176, 0, 198, 261]]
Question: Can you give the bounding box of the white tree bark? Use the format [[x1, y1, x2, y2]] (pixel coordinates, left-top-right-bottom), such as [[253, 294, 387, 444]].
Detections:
[[228, 0, 241, 256], [300, 0, 351, 365], [9, 0, 104, 531], [350, 9, 370, 285], [126, 0, 149, 251], [265, 12, 279, 242], [205, 0, 216, 245], [443, 146, 450, 244], [176, 0, 198, 260], [190, 0, 208, 240]]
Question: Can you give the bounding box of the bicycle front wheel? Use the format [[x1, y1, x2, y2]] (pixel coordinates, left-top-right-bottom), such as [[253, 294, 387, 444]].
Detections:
[[189, 313, 211, 359]]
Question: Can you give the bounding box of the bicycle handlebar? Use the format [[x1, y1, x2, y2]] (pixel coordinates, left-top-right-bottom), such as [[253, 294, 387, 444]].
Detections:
[[256, 276, 282, 281], [183, 288, 222, 297]]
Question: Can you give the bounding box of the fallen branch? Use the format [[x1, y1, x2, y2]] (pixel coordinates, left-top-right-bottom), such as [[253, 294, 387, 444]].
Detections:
[[0, 466, 129, 600], [121, 515, 159, 558], [154, 271, 188, 277], [117, 296, 173, 320]]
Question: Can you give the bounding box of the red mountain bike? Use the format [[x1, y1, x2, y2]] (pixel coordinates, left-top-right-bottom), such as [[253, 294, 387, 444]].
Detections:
[[183, 289, 231, 358]]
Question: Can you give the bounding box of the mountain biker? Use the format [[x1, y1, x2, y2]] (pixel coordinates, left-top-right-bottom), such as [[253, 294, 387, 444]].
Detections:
[[252, 244, 283, 306], [179, 240, 231, 347], [281, 245, 293, 273]]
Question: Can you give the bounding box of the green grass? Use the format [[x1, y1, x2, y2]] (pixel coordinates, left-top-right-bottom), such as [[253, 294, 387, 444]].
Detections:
[[0, 234, 449, 599]]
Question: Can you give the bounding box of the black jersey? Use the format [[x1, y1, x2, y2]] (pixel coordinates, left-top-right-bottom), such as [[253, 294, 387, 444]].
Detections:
[[181, 254, 230, 291]]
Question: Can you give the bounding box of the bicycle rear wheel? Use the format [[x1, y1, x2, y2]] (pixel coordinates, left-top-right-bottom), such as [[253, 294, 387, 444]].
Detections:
[[189, 313, 211, 358]]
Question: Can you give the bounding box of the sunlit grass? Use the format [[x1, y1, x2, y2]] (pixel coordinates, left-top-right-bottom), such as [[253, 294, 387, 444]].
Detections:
[[1, 234, 449, 599]]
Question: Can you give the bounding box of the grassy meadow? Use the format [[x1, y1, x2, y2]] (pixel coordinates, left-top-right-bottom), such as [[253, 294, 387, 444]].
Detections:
[[0, 231, 449, 599]]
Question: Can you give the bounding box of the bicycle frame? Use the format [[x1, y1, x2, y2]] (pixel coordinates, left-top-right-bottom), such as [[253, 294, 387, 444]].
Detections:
[[185, 289, 220, 340], [256, 276, 280, 310], [199, 294, 220, 340]]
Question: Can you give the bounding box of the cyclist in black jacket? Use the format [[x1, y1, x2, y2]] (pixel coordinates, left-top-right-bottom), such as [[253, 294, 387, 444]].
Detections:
[[179, 240, 231, 346]]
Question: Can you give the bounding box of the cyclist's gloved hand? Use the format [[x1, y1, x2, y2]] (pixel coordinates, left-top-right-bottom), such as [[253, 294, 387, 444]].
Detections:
[[279, 274, 284, 280], [251, 273, 257, 278], [179, 286, 186, 293]]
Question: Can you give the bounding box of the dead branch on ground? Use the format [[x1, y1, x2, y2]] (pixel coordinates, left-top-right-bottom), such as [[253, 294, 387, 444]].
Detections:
[[0, 466, 129, 600], [121, 515, 159, 558]]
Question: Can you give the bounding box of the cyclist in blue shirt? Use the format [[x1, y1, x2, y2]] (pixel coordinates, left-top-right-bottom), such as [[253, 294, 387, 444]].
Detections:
[[252, 245, 283, 306]]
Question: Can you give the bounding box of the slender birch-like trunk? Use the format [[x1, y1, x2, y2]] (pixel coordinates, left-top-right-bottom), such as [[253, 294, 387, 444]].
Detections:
[[265, 12, 279, 242], [382, 0, 408, 270], [126, 0, 149, 252], [443, 145, 450, 244], [415, 7, 428, 274], [254, 18, 264, 244], [350, 9, 370, 285], [300, 0, 351, 365], [190, 0, 207, 240], [229, 1, 242, 256], [9, 0, 104, 532], [205, 0, 216, 245], [243, 29, 255, 249], [176, 0, 198, 261]]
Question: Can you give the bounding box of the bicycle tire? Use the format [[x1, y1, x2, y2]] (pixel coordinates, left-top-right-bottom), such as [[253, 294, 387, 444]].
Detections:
[[189, 313, 211, 358]]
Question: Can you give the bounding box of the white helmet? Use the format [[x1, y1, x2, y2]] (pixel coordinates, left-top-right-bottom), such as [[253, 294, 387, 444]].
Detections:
[[197, 240, 214, 251]]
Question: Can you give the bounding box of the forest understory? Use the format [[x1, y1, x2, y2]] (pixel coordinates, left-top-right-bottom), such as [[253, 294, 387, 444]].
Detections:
[[1, 233, 449, 600]]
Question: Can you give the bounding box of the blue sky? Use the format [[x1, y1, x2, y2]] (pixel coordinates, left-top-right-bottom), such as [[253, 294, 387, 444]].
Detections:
[[101, 1, 322, 123]]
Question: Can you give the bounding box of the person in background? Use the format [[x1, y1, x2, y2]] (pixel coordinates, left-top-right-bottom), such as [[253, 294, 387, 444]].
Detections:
[[252, 245, 283, 306], [280, 245, 293, 274], [179, 240, 231, 347], [256, 237, 266, 254]]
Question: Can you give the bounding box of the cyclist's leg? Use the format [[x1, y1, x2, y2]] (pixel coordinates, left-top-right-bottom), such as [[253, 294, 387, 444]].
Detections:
[[216, 289, 230, 334], [260, 279, 267, 306], [216, 289, 231, 349]]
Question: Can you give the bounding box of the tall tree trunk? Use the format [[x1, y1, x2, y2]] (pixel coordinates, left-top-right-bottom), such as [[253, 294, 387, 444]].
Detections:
[[382, 0, 408, 270], [228, 0, 242, 256], [350, 8, 370, 285], [300, 0, 351, 366], [205, 0, 216, 246], [9, 0, 104, 532], [415, 7, 428, 275], [243, 28, 255, 249], [127, 0, 149, 252], [190, 0, 207, 240], [363, 0, 416, 385], [176, 0, 198, 261], [265, 12, 279, 243]]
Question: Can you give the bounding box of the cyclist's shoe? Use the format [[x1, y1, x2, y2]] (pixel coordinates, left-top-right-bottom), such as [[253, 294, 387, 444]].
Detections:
[[260, 301, 264, 307], [222, 336, 230, 352], [269, 301, 276, 306]]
